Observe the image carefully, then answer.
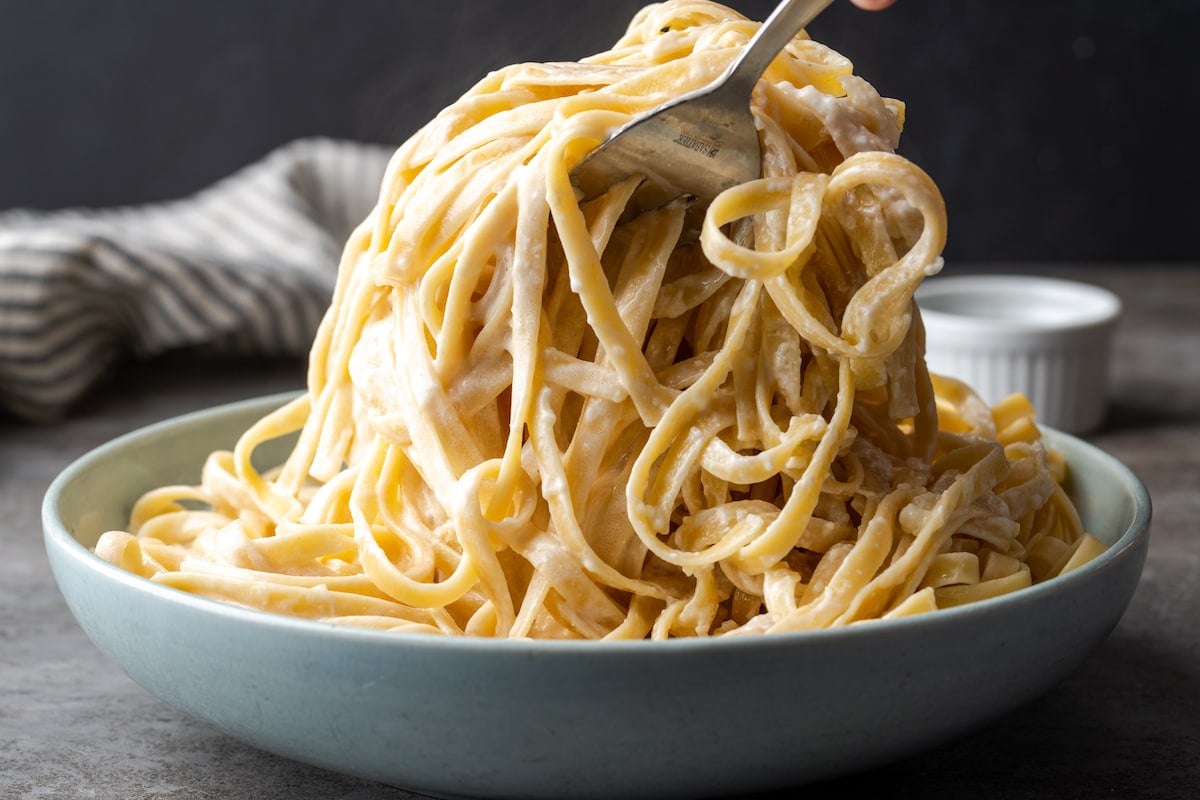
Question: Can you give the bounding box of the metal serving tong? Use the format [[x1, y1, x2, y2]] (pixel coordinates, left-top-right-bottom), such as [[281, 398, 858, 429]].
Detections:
[[569, 0, 834, 222]]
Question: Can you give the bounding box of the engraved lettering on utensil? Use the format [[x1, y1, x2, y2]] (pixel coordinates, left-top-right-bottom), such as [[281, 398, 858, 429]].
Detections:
[[674, 132, 719, 158]]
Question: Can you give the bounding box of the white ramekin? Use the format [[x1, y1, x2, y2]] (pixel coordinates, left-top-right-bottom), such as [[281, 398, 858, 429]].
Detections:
[[916, 274, 1122, 434]]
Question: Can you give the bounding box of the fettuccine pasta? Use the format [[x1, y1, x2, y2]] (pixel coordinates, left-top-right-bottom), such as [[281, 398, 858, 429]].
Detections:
[[96, 1, 1104, 639]]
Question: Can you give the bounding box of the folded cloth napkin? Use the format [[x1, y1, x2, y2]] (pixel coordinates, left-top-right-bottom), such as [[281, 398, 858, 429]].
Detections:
[[0, 138, 391, 421]]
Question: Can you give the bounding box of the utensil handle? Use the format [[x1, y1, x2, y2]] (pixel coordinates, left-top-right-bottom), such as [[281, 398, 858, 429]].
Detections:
[[721, 0, 836, 95]]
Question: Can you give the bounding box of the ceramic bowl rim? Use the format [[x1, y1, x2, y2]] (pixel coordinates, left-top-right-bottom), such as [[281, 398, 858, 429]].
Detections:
[[916, 274, 1123, 337], [43, 391, 1152, 657]]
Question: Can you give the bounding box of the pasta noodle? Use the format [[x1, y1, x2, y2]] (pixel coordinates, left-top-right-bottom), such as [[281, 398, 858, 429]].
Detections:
[[95, 1, 1104, 639]]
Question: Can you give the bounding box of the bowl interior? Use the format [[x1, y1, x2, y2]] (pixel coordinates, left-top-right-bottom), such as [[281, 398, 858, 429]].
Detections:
[[53, 392, 301, 549]]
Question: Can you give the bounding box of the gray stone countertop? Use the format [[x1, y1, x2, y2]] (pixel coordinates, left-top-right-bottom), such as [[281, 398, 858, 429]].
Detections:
[[2, 263, 1197, 799]]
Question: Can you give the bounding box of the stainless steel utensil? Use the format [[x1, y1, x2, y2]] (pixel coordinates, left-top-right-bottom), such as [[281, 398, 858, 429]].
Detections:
[[569, 0, 834, 220]]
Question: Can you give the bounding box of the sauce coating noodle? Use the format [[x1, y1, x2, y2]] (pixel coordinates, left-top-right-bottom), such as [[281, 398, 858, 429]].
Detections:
[[96, 1, 1103, 638]]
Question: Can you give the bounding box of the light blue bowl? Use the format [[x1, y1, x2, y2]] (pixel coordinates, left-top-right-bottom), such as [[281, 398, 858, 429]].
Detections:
[[43, 393, 1151, 799]]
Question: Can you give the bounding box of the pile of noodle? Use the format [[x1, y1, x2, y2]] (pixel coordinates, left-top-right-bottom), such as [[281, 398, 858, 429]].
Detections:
[[96, 1, 1104, 639]]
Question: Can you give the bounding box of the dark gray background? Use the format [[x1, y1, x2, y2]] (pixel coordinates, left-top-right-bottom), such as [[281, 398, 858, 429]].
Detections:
[[1, 0, 1196, 262]]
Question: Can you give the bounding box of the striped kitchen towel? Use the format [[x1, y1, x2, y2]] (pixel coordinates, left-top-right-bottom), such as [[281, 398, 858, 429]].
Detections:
[[0, 138, 391, 421]]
